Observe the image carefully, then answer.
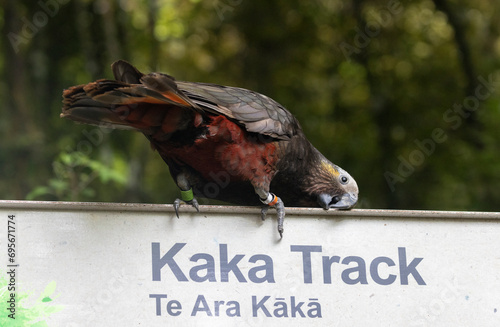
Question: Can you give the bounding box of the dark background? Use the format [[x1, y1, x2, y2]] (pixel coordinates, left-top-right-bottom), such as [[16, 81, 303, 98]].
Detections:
[[2, 0, 499, 210]]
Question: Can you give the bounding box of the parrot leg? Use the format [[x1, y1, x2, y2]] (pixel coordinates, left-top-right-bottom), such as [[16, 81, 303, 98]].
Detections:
[[173, 173, 200, 218], [256, 188, 285, 238]]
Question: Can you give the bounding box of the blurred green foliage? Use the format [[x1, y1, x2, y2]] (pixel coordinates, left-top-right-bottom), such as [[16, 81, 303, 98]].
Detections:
[[1, 0, 499, 210], [26, 151, 127, 201]]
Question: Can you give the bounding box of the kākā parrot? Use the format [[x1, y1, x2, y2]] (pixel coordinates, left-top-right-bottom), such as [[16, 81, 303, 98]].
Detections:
[[61, 60, 358, 237]]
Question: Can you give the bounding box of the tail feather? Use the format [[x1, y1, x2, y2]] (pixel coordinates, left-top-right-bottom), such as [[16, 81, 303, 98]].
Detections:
[[62, 61, 202, 134], [112, 59, 143, 83]]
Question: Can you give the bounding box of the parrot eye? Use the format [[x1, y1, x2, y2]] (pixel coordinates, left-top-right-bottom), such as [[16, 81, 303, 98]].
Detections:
[[340, 175, 348, 184]]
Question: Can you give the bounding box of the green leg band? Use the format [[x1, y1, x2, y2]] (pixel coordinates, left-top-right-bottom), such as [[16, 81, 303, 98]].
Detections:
[[180, 189, 194, 202]]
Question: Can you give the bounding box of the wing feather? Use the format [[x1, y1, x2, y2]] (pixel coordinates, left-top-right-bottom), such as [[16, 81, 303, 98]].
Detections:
[[176, 81, 298, 139]]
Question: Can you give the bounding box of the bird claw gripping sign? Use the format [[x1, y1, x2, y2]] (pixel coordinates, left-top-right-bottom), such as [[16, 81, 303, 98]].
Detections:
[[61, 60, 358, 236]]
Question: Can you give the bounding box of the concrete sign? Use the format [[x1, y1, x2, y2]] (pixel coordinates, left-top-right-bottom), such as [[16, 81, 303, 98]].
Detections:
[[1, 200, 500, 326]]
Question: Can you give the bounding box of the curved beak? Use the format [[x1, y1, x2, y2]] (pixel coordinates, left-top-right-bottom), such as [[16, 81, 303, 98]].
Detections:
[[318, 193, 358, 210]]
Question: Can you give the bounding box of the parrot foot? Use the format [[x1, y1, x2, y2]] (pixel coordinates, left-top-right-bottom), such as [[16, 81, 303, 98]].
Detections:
[[260, 193, 285, 238], [173, 198, 199, 218]]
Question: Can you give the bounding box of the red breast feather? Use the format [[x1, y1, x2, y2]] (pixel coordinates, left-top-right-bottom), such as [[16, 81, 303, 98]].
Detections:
[[152, 114, 279, 196]]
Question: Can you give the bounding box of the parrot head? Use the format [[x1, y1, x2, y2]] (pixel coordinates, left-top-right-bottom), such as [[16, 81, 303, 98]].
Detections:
[[311, 159, 359, 210]]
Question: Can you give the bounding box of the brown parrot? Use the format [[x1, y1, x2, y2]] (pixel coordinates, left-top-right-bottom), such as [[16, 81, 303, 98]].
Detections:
[[61, 60, 358, 237]]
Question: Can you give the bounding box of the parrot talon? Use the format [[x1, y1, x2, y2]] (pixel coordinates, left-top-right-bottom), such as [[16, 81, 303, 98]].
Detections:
[[260, 193, 285, 238], [191, 198, 200, 213], [173, 197, 199, 218], [174, 199, 181, 218], [275, 197, 285, 238], [260, 206, 269, 221]]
